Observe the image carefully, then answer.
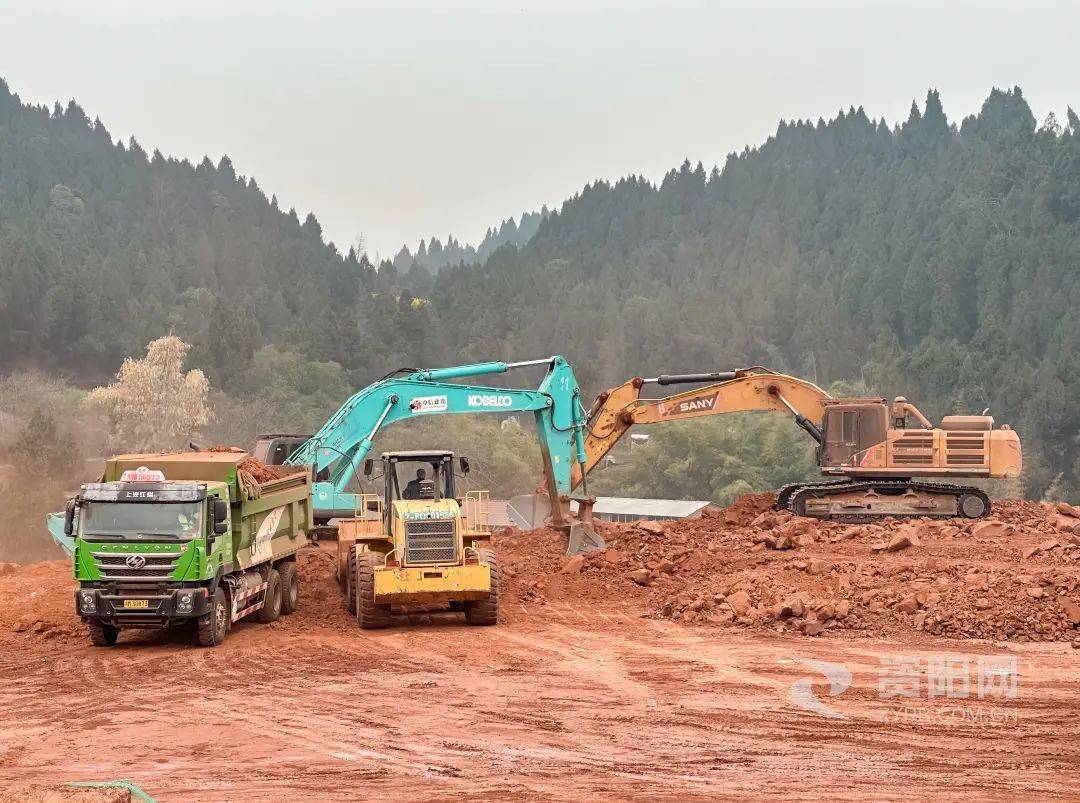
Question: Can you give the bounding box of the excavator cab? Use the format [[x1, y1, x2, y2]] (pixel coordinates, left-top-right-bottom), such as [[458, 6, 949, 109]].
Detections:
[[253, 434, 312, 466], [818, 399, 889, 468]]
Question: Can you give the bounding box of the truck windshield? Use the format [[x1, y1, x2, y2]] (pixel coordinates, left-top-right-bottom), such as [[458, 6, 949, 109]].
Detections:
[[80, 501, 202, 540]]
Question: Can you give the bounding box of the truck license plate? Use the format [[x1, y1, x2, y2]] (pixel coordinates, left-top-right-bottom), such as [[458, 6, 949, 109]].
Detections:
[[123, 599, 149, 609]]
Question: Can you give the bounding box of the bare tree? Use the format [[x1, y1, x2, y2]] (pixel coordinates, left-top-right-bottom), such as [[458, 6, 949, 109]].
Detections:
[[85, 335, 212, 452]]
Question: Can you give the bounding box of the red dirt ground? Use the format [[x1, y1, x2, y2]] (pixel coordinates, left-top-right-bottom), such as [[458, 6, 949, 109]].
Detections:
[[1, 495, 1078, 800]]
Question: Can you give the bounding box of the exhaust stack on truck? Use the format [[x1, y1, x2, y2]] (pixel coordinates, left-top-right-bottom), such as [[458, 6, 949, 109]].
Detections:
[[64, 450, 312, 647]]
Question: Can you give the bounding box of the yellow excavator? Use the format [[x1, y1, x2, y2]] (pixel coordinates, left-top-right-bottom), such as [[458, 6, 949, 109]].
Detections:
[[573, 368, 1022, 522]]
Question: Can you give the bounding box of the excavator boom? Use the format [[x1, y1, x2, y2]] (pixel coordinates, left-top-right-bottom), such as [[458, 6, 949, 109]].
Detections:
[[573, 369, 830, 486]]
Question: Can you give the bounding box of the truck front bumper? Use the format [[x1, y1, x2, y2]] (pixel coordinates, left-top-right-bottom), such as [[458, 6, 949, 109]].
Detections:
[[373, 564, 491, 605], [75, 587, 212, 626]]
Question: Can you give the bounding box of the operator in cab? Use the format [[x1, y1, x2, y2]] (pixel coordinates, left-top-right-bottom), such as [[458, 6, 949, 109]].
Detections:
[[403, 468, 427, 500]]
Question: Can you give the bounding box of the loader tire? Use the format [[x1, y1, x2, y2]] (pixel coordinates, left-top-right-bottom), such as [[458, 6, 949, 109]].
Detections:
[[356, 550, 392, 629], [256, 569, 282, 623], [279, 561, 300, 615], [88, 619, 119, 647], [346, 549, 357, 615], [196, 587, 229, 647], [464, 549, 499, 626]]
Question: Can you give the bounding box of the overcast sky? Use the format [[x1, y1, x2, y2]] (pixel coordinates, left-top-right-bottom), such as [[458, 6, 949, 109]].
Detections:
[[3, 1, 1077, 258]]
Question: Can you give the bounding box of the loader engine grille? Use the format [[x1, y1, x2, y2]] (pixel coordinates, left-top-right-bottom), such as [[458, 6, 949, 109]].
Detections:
[[404, 520, 457, 565]]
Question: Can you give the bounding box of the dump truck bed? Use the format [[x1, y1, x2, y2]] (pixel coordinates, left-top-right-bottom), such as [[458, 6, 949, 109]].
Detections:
[[104, 450, 309, 502]]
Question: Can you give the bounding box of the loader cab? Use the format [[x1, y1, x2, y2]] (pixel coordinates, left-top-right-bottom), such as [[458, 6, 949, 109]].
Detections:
[[364, 450, 471, 515], [819, 398, 889, 468]]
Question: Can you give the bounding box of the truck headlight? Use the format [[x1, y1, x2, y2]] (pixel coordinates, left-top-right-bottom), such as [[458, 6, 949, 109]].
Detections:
[[79, 592, 96, 613], [177, 591, 193, 611]]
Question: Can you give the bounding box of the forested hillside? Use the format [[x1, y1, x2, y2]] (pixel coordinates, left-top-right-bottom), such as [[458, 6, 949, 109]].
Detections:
[[2, 78, 1079, 501], [433, 88, 1080, 499], [0, 79, 441, 387]]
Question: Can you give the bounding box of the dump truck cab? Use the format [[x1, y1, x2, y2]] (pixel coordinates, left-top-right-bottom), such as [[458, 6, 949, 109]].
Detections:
[[337, 449, 499, 628], [70, 470, 230, 632]]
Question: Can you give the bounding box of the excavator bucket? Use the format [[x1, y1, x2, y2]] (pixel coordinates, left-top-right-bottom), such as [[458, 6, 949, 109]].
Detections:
[[566, 496, 604, 555], [507, 492, 605, 555], [566, 520, 605, 556]]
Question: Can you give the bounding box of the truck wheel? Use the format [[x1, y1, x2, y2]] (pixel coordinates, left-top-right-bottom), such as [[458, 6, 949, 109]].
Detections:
[[88, 620, 119, 647], [256, 569, 282, 623], [464, 549, 499, 626], [196, 587, 229, 647], [279, 562, 300, 615], [356, 550, 391, 629], [345, 549, 357, 615]]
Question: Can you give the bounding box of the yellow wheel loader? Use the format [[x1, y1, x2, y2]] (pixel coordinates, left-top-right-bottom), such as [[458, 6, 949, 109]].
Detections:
[[338, 450, 499, 628]]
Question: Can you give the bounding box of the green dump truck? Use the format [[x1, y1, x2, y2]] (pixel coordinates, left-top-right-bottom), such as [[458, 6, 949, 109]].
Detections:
[[63, 451, 312, 647]]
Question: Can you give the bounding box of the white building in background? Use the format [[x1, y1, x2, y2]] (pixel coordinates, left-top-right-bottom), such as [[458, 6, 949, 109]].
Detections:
[[572, 496, 712, 524], [502, 494, 712, 529]]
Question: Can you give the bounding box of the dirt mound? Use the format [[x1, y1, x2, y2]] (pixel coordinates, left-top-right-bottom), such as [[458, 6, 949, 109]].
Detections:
[[0, 559, 81, 644], [286, 545, 356, 631], [491, 527, 650, 619], [495, 494, 1080, 644], [7, 492, 1078, 646]]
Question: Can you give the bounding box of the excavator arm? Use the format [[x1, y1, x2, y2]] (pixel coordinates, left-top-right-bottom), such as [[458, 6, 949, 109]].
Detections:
[[571, 369, 832, 489]]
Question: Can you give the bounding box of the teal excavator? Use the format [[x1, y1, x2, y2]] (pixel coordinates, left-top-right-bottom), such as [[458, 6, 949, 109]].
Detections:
[[254, 355, 604, 556]]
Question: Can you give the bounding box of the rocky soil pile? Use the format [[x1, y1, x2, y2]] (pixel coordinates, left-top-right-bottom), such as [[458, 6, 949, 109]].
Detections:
[[0, 559, 85, 643], [494, 494, 1080, 644], [237, 456, 305, 485]]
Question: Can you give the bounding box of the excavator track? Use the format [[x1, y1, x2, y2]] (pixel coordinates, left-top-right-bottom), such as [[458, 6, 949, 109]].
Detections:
[[786, 480, 992, 523], [775, 479, 851, 511]]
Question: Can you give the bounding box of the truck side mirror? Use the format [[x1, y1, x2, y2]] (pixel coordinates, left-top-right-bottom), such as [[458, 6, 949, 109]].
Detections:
[[459, 457, 470, 475], [214, 519, 229, 535], [64, 499, 77, 536], [363, 458, 374, 476]]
